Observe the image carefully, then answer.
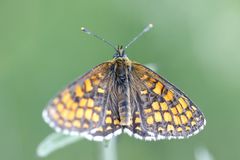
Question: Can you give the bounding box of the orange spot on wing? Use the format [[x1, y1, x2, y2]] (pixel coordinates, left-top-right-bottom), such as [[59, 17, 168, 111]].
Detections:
[[85, 79, 93, 92], [135, 117, 141, 123], [179, 97, 188, 109], [73, 120, 81, 128], [52, 112, 59, 120], [191, 120, 196, 126], [171, 107, 178, 115], [92, 113, 99, 122], [152, 101, 160, 110], [75, 85, 84, 97], [149, 78, 156, 82], [96, 127, 103, 132], [57, 103, 64, 112], [85, 109, 92, 120], [173, 115, 181, 125], [83, 123, 89, 128], [158, 127, 164, 132], [64, 122, 72, 128], [105, 117, 112, 124], [94, 106, 102, 112], [62, 92, 71, 103], [87, 98, 94, 108], [97, 88, 105, 93], [135, 126, 142, 131], [114, 119, 120, 125], [154, 112, 162, 122], [164, 112, 172, 122], [140, 89, 148, 95], [164, 90, 174, 101], [153, 82, 163, 95], [185, 110, 193, 119], [177, 127, 183, 132], [147, 116, 154, 125], [79, 98, 87, 107], [71, 102, 78, 110], [106, 126, 112, 131], [160, 102, 168, 111], [106, 110, 112, 115], [57, 119, 64, 126], [67, 111, 75, 120], [144, 108, 152, 114], [167, 124, 174, 132], [191, 106, 197, 111], [140, 75, 148, 80], [146, 81, 153, 88], [98, 73, 104, 78], [176, 104, 183, 114], [185, 126, 190, 131], [180, 115, 188, 124], [76, 108, 84, 118], [93, 79, 100, 86], [66, 99, 73, 109], [61, 110, 68, 119], [53, 98, 59, 104]]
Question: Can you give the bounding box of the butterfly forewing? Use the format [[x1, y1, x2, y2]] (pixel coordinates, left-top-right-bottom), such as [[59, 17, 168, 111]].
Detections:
[[43, 62, 119, 138], [128, 63, 206, 140]]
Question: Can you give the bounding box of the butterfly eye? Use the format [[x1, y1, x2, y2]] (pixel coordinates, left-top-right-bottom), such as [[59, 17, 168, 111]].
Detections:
[[113, 52, 127, 58], [122, 53, 127, 58], [113, 53, 119, 58]]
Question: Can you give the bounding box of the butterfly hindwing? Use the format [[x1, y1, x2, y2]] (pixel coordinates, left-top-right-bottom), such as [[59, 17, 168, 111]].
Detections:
[[86, 107, 122, 141], [43, 62, 116, 137], [129, 63, 206, 140]]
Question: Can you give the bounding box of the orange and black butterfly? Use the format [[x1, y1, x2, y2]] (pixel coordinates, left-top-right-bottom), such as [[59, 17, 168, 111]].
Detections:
[[42, 24, 206, 141]]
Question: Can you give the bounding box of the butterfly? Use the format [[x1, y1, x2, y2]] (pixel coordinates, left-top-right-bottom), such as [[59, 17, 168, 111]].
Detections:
[[42, 24, 206, 141]]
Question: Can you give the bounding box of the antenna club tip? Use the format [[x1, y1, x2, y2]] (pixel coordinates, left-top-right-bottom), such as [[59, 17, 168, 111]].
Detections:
[[81, 27, 85, 31], [149, 23, 153, 28], [81, 27, 91, 34]]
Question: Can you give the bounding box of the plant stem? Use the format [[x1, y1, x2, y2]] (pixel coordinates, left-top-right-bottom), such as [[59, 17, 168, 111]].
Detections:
[[101, 137, 117, 160]]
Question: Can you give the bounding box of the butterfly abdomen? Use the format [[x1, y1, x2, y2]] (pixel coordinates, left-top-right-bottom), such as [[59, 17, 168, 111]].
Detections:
[[118, 95, 132, 126], [111, 57, 133, 126]]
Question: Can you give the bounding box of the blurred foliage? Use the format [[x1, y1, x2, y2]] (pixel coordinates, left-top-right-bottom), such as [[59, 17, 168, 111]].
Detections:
[[1, 0, 240, 160]]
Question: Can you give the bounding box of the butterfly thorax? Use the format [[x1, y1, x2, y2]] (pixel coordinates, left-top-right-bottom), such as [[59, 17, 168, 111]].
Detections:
[[111, 48, 133, 126]]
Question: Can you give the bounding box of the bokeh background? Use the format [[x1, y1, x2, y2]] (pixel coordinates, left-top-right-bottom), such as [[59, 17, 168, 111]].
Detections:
[[1, 0, 240, 160]]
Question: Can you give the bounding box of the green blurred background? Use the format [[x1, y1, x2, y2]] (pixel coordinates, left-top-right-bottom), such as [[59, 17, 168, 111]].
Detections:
[[1, 0, 240, 160]]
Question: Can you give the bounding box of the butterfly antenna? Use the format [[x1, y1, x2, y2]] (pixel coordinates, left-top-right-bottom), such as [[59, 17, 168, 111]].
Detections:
[[125, 24, 153, 49], [81, 27, 117, 51]]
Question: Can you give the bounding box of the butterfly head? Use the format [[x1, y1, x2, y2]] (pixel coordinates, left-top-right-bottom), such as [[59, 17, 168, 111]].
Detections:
[[113, 45, 128, 59]]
